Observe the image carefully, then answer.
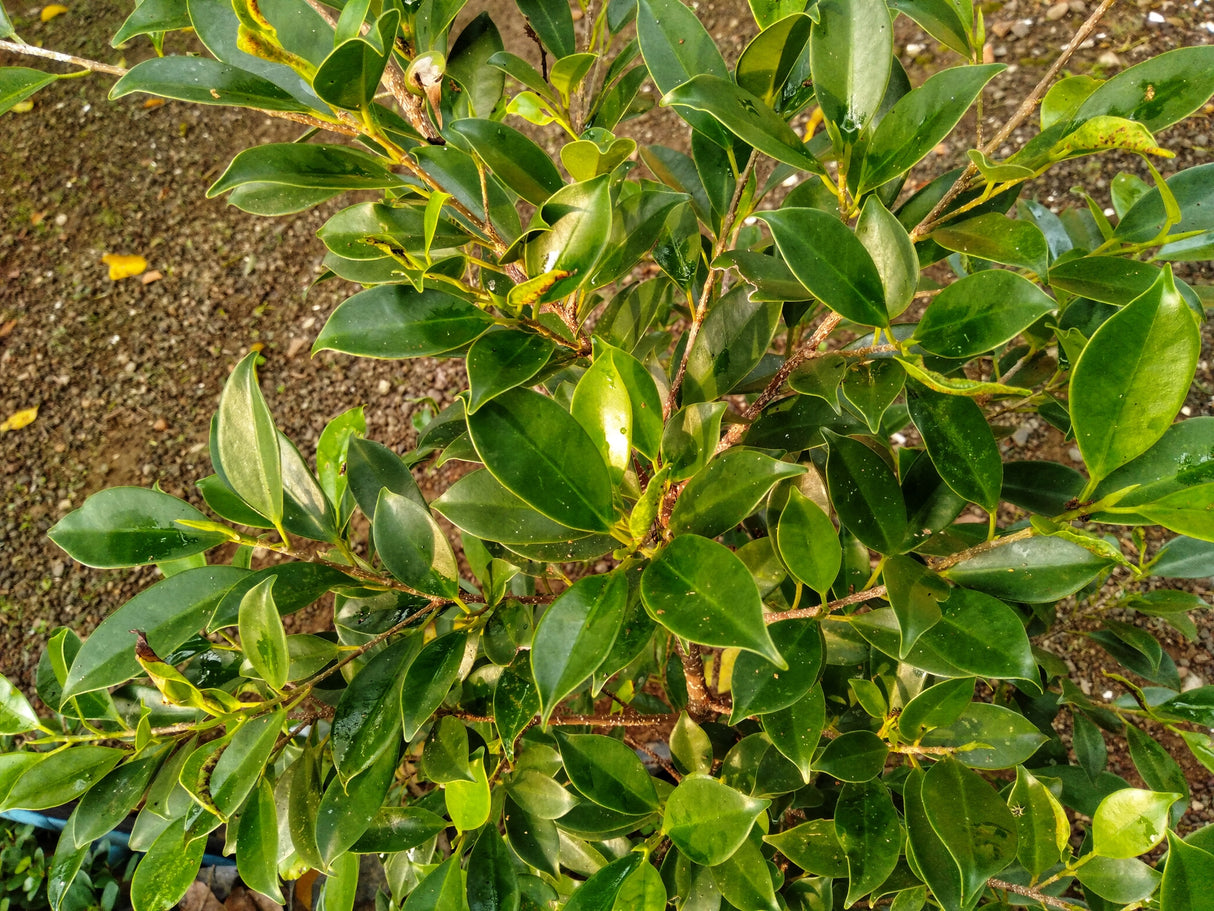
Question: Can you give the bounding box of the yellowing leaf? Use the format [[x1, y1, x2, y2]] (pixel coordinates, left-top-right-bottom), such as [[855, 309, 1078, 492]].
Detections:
[[1, 406, 38, 432], [11, 100, 34, 114], [101, 253, 147, 280], [40, 4, 68, 21]]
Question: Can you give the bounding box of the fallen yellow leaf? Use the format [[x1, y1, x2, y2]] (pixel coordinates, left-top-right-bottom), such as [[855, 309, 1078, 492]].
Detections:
[[11, 100, 34, 114], [40, 4, 67, 21], [101, 253, 148, 281], [1, 406, 38, 433]]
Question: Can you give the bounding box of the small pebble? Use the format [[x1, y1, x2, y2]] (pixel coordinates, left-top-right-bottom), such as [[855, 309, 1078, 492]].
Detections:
[[1011, 19, 1032, 37], [1068, 446, 1083, 463], [377, 379, 391, 395], [1046, 2, 1069, 20]]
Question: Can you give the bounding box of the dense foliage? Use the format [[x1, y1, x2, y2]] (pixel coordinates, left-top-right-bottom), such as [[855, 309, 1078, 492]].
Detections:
[[3, 0, 1214, 909]]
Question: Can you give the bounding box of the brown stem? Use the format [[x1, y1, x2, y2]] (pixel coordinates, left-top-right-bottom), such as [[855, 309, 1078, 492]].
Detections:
[[627, 733, 682, 782], [989, 879, 1088, 911], [0, 38, 127, 75], [676, 640, 723, 721], [909, 0, 1118, 241], [928, 526, 1035, 572], [449, 711, 672, 728], [765, 585, 888, 623]]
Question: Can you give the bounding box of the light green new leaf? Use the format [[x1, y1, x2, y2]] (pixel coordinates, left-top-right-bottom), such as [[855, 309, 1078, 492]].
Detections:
[[532, 571, 629, 723], [445, 750, 491, 832], [216, 351, 282, 527], [1070, 268, 1199, 486], [238, 576, 289, 691], [0, 675, 40, 736], [467, 387, 615, 533], [641, 535, 783, 666], [760, 208, 889, 327], [664, 775, 770, 866], [571, 355, 633, 483], [856, 196, 919, 319], [1008, 767, 1070, 877], [1092, 788, 1179, 858]]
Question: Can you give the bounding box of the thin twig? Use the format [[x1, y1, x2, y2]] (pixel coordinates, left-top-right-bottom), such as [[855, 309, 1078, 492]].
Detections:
[[0, 38, 127, 76], [989, 879, 1088, 911], [676, 640, 717, 721], [909, 0, 1118, 240], [765, 585, 887, 623]]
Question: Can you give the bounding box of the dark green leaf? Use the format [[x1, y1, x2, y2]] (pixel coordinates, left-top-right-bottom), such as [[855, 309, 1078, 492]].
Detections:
[[515, 0, 575, 57], [519, 176, 614, 305], [210, 561, 350, 630], [663, 775, 769, 865], [346, 435, 425, 522], [434, 469, 589, 545], [565, 853, 643, 911], [1, 747, 124, 812], [374, 490, 459, 599], [0, 67, 59, 116], [860, 65, 1003, 194], [1075, 46, 1214, 132], [710, 834, 779, 911], [1161, 831, 1214, 911], [557, 733, 658, 815], [317, 742, 398, 863], [1071, 269, 1199, 486], [824, 430, 907, 555], [312, 10, 398, 111], [637, 0, 730, 143], [532, 572, 629, 723], [403, 854, 465, 911], [810, 0, 891, 144], [921, 702, 1048, 769], [886, 0, 970, 54], [762, 687, 825, 781], [663, 75, 823, 173], [1048, 256, 1161, 305], [914, 270, 1056, 358], [836, 779, 901, 907], [760, 208, 888, 327], [400, 631, 469, 740], [467, 330, 555, 414], [670, 449, 805, 538], [314, 285, 493, 359], [469, 825, 521, 911], [113, 0, 194, 44], [856, 196, 919, 319], [350, 806, 447, 853], [331, 637, 413, 780], [905, 379, 1003, 512], [63, 566, 246, 697], [449, 119, 563, 206], [467, 388, 615, 533], [932, 212, 1049, 278], [236, 780, 284, 903], [110, 56, 311, 113], [129, 817, 204, 911], [641, 535, 783, 665], [841, 358, 905, 433], [413, 142, 522, 241], [766, 818, 848, 876], [882, 556, 946, 659], [776, 489, 842, 594], [317, 201, 470, 261], [736, 13, 814, 105], [816, 730, 889, 782], [729, 619, 824, 721], [661, 402, 728, 483], [898, 677, 974, 738], [944, 534, 1112, 602], [70, 752, 162, 846], [683, 288, 782, 404]]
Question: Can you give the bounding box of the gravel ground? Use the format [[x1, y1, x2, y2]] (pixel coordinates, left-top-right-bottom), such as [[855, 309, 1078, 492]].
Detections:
[[1, 0, 1213, 831]]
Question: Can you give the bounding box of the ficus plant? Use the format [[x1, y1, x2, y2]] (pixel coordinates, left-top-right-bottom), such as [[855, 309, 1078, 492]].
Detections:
[[3, 0, 1214, 909]]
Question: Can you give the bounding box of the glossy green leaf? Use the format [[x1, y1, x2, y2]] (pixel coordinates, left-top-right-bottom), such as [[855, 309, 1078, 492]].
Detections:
[[1126, 723, 1189, 815], [0, 67, 59, 116], [860, 64, 1003, 193], [637, 0, 730, 143], [914, 270, 1056, 358], [351, 806, 447, 854], [836, 779, 901, 907], [944, 534, 1112, 602], [762, 686, 826, 781], [760, 208, 888, 327], [112, 0, 192, 43], [816, 730, 889, 782], [421, 715, 473, 785], [663, 775, 770, 866], [208, 143, 403, 215], [670, 713, 713, 776], [557, 733, 658, 815], [208, 710, 283, 821], [711, 834, 778, 911], [346, 435, 425, 522], [277, 432, 339, 544], [434, 469, 588, 545], [670, 449, 805, 538], [129, 817, 205, 911], [856, 196, 919, 319], [1077, 854, 1162, 904], [922, 702, 1048, 769], [882, 556, 946, 659], [736, 13, 814, 105], [62, 566, 245, 697], [312, 10, 398, 111], [1048, 256, 1161, 305], [400, 631, 469, 740], [413, 142, 522, 241], [1161, 831, 1214, 911], [0, 674, 40, 735], [641, 535, 783, 665], [905, 378, 1002, 512], [1008, 767, 1069, 877], [287, 747, 323, 870], [514, 0, 575, 57], [824, 430, 907, 554], [450, 119, 563, 206], [1139, 483, 1214, 542], [766, 818, 848, 876], [932, 212, 1049, 278], [1091, 418, 1214, 522], [210, 562, 349, 631], [467, 330, 555, 414], [1092, 788, 1178, 858], [215, 351, 282, 527], [599, 345, 664, 460], [331, 637, 413, 780], [236, 780, 283, 903], [571, 354, 633, 482], [663, 75, 823, 173], [612, 861, 665, 911], [467, 387, 615, 533], [237, 576, 289, 691], [775, 489, 842, 594], [810, 0, 891, 144], [314, 285, 493, 359], [446, 750, 491, 832], [468, 825, 521, 911], [565, 853, 643, 911], [898, 677, 974, 738], [68, 751, 161, 848], [729, 619, 824, 721], [1, 747, 124, 812], [1075, 46, 1214, 132], [508, 769, 577, 819], [661, 401, 729, 483], [402, 854, 465, 911], [682, 289, 782, 403], [841, 358, 905, 433], [520, 177, 614, 305], [922, 758, 1017, 904], [317, 201, 469, 262], [1114, 162, 1214, 244], [532, 572, 629, 723], [374, 490, 459, 599], [1071, 269, 1199, 486], [110, 56, 311, 113]]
